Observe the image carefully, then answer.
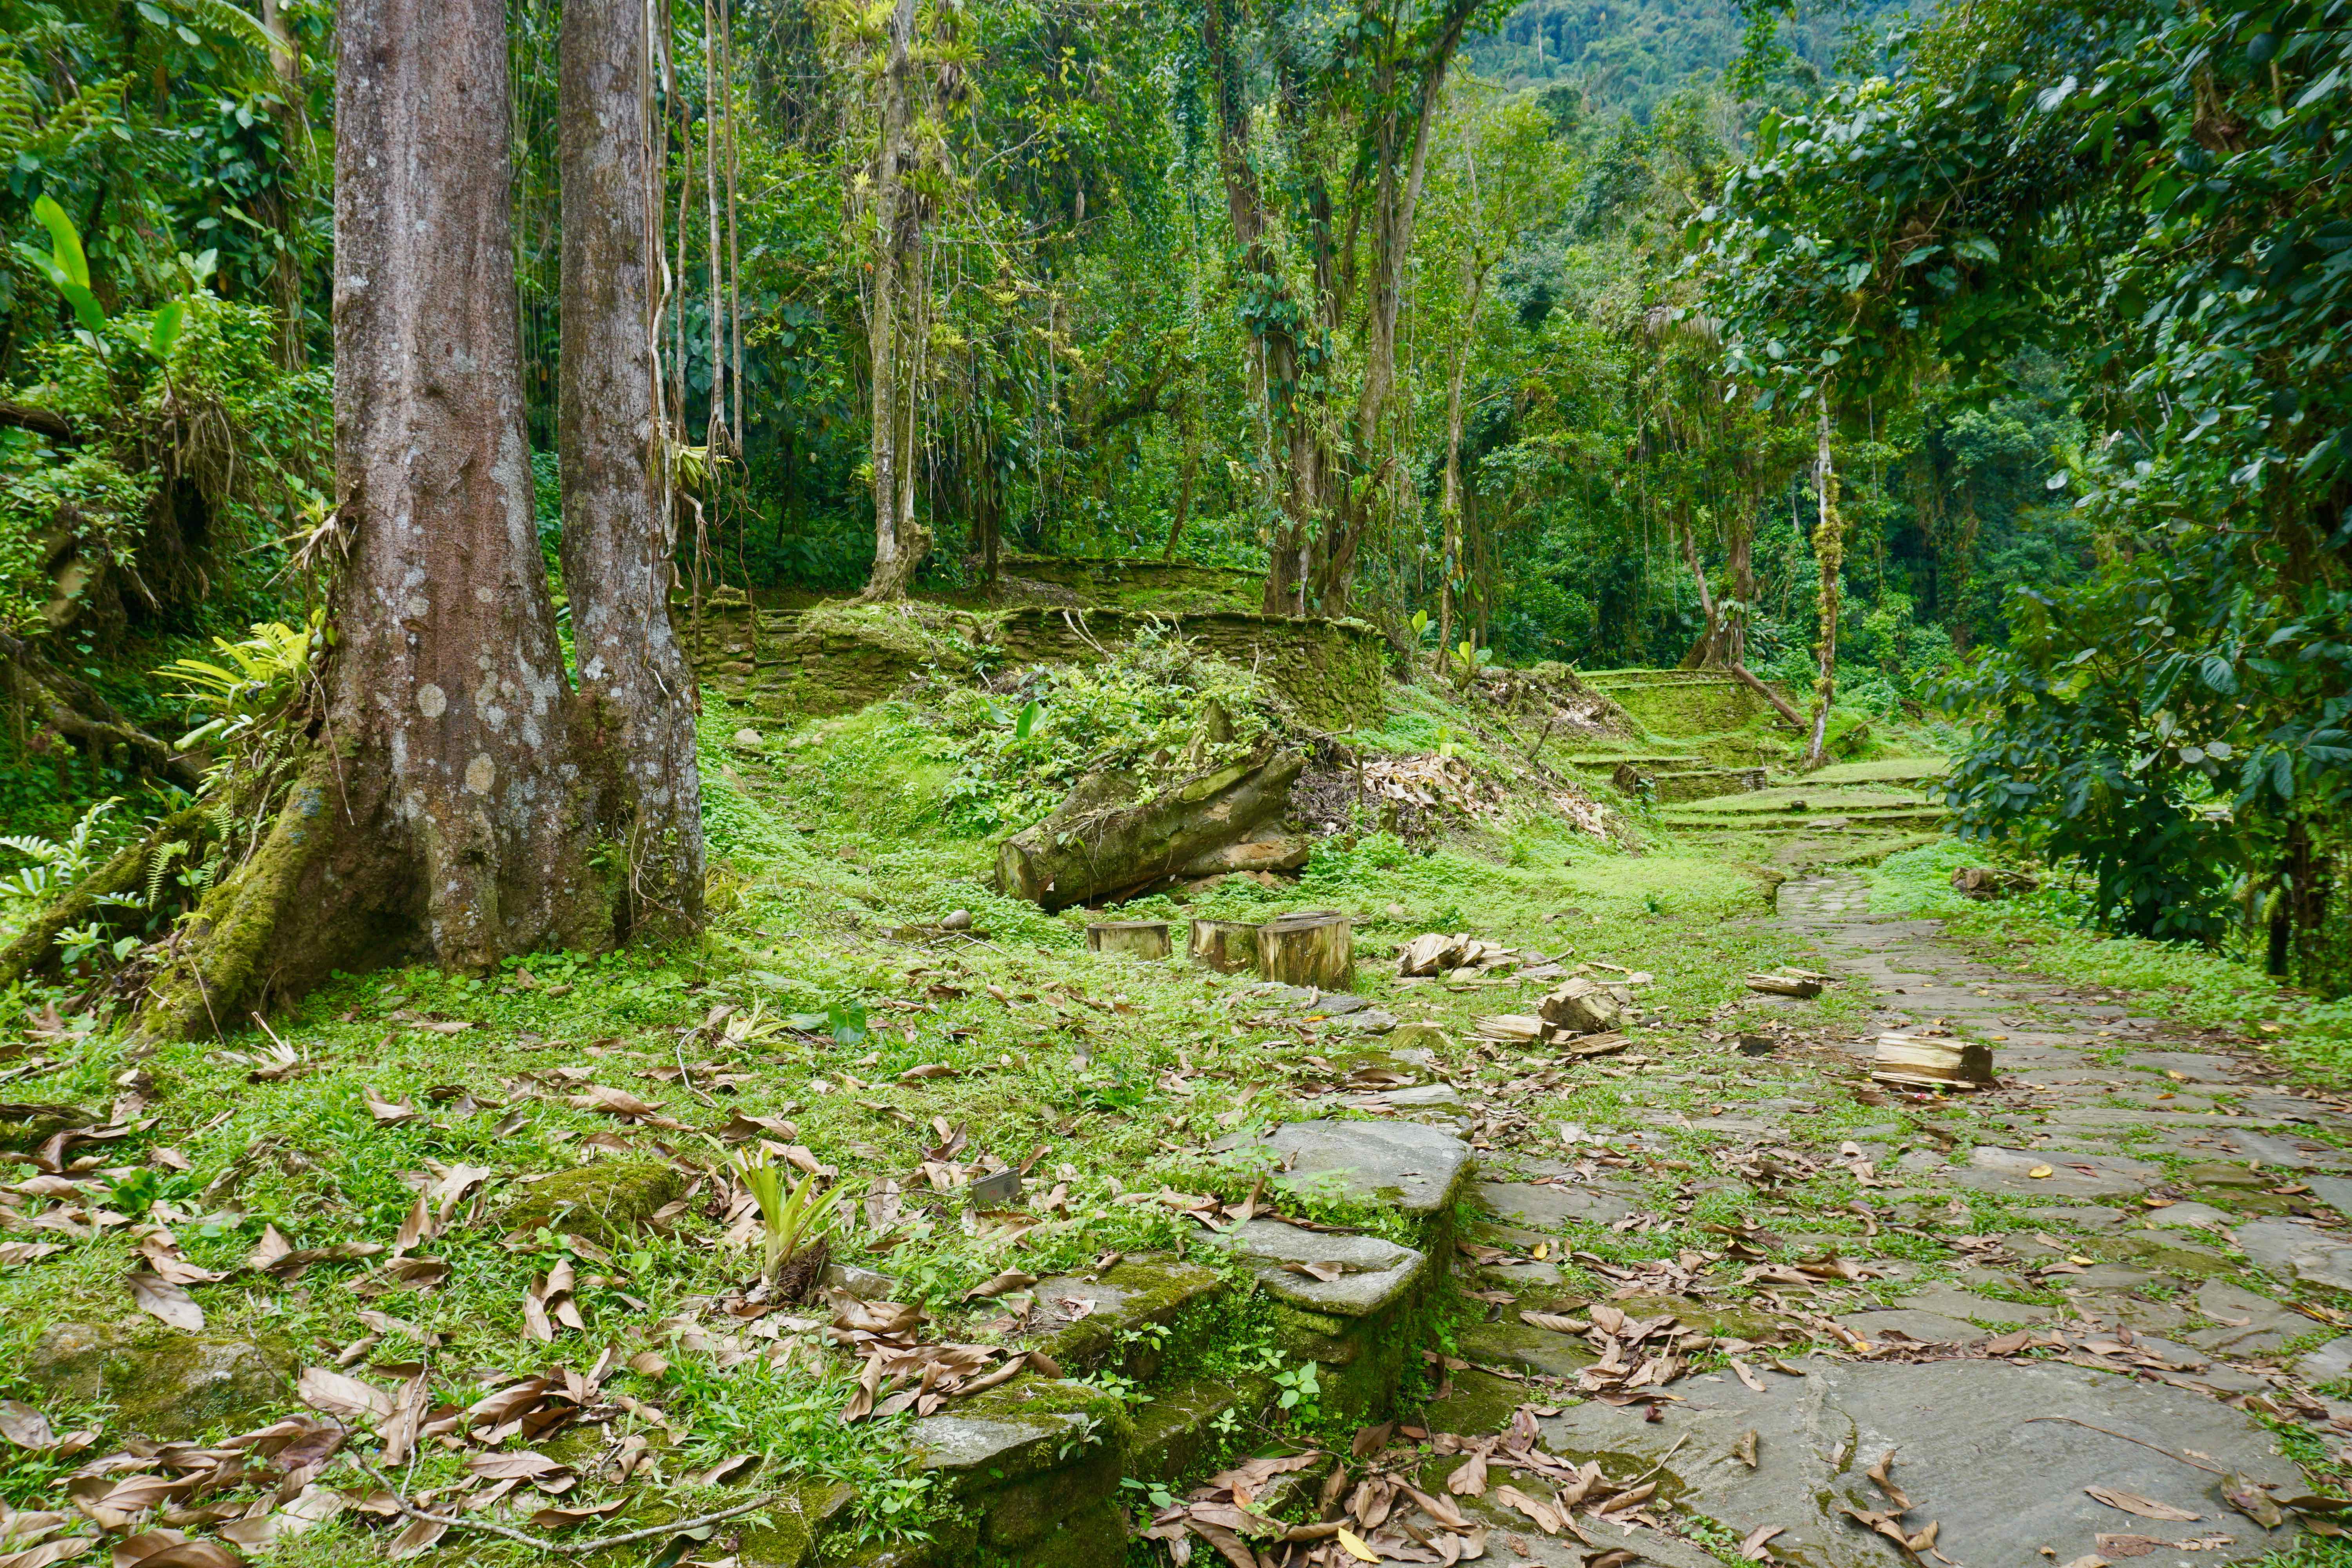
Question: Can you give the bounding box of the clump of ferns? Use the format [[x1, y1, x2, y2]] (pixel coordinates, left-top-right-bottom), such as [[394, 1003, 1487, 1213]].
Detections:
[[156, 608, 328, 861]]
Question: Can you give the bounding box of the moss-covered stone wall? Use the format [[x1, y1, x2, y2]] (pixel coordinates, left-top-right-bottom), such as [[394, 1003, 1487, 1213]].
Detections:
[[678, 592, 1390, 732], [1578, 668, 1792, 738]]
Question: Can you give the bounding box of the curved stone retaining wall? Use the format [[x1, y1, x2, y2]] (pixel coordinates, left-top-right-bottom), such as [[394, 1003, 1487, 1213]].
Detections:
[[679, 592, 1392, 732]]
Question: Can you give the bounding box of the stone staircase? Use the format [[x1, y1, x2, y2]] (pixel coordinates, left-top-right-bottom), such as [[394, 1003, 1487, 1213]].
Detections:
[[1559, 669, 1948, 864], [814, 1117, 1476, 1567]]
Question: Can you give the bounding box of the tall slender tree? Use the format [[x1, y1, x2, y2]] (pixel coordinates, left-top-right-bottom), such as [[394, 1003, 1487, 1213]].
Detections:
[[857, 0, 933, 601], [136, 0, 608, 1036], [561, 0, 706, 938]]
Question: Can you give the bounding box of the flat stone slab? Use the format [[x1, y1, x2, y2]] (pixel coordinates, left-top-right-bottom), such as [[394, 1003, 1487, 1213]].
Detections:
[[1199, 1218, 1425, 1317], [2180, 1127, 2352, 1171], [2185, 1279, 2304, 1355], [1529, 1358, 2302, 1566], [2308, 1174, 2352, 1216], [1474, 1180, 1637, 1229], [2145, 1200, 2236, 1230], [2291, 1334, 2352, 1385], [1893, 1282, 2043, 1325], [1836, 1308, 1983, 1345], [2236, 1217, 2352, 1291], [1951, 1145, 2161, 1197], [907, 1410, 1093, 1486], [1214, 1118, 1474, 1216]]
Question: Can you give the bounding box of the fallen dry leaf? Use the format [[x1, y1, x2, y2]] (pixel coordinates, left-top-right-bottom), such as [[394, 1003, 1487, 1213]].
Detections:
[[1739, 1523, 1785, 1560], [0, 1400, 56, 1450], [125, 1272, 203, 1331], [297, 1367, 392, 1423], [2085, 1486, 2200, 1522]]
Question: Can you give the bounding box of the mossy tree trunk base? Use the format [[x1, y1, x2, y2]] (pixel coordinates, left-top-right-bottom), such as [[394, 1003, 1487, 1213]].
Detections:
[[0, 807, 212, 994]]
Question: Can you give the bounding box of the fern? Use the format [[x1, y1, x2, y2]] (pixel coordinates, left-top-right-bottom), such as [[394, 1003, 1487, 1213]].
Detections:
[[144, 840, 189, 909], [160, 0, 280, 58]]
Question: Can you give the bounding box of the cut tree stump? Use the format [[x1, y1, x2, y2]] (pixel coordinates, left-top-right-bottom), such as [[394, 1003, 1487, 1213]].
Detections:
[[1088, 920, 1171, 960], [1539, 977, 1626, 1035], [1258, 912, 1352, 990], [1872, 1033, 1995, 1089], [1189, 918, 1260, 974]]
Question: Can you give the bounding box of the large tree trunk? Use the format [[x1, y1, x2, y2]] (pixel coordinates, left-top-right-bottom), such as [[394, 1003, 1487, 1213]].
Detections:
[[560, 0, 706, 942], [1675, 515, 1726, 669], [1726, 504, 1755, 667], [857, 0, 931, 602], [1804, 400, 1844, 769], [136, 0, 607, 1038], [1314, 0, 1480, 615], [1437, 228, 1485, 667]]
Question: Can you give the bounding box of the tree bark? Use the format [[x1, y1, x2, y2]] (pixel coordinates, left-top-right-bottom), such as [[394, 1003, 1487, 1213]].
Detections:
[[1804, 399, 1844, 769], [857, 0, 931, 601], [136, 0, 607, 1038], [1676, 514, 1725, 669], [561, 0, 706, 942], [1256, 912, 1352, 990], [1201, 0, 1319, 620], [1314, 0, 1482, 614]]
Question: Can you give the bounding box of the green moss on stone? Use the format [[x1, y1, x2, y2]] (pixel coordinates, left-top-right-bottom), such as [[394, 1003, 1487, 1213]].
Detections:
[[503, 1160, 684, 1243]]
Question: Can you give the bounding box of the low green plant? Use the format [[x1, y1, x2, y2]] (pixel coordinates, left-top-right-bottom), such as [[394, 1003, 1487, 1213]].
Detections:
[[734, 1150, 853, 1283], [0, 797, 121, 908]]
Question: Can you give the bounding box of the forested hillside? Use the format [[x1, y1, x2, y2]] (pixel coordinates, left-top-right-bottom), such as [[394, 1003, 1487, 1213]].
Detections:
[[3, 0, 2352, 1560]]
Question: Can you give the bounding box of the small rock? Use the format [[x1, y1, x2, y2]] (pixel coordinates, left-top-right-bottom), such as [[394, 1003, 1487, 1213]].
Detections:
[[2142, 1200, 2234, 1230], [940, 909, 973, 931], [730, 727, 765, 750], [505, 1160, 684, 1243], [26, 1321, 292, 1439]]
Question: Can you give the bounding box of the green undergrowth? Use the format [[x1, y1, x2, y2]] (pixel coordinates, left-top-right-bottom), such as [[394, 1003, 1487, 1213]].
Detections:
[[1868, 838, 2352, 1085], [0, 669, 1882, 1552]]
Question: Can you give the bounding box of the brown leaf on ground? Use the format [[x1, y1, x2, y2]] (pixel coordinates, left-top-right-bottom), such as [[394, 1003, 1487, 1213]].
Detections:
[[528, 1501, 628, 1529], [363, 1088, 418, 1126], [1739, 1523, 1785, 1560], [466, 1451, 569, 1481], [1492, 1485, 1563, 1535], [118, 1544, 244, 1568], [568, 1085, 666, 1120], [2086, 1487, 2201, 1522], [1519, 1311, 1590, 1334], [297, 1367, 392, 1423], [962, 1271, 1036, 1301], [383, 1516, 445, 1561], [0, 1401, 57, 1450], [125, 1272, 203, 1331], [1866, 1449, 1911, 1512], [1732, 1429, 1758, 1468], [2096, 1536, 2163, 1559]]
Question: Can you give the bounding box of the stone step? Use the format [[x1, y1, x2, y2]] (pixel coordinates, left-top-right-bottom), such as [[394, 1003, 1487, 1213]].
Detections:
[[814, 1119, 1479, 1566]]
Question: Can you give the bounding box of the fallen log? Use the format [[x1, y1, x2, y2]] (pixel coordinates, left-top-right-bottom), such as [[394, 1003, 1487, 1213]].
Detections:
[[993, 746, 1304, 910]]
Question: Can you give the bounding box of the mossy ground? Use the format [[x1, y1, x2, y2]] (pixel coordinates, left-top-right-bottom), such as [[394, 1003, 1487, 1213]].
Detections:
[[4, 661, 2345, 1564]]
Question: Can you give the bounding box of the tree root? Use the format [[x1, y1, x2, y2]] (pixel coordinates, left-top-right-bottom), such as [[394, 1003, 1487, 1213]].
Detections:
[[0, 630, 202, 792], [0, 805, 211, 993]]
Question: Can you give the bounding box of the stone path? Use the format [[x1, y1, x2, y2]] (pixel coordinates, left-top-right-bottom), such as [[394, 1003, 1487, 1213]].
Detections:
[[1396, 870, 2352, 1566]]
